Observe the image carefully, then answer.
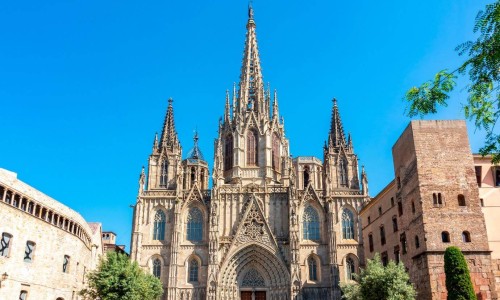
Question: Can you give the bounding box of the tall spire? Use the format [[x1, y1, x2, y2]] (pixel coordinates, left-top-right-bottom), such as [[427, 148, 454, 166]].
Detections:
[[224, 89, 231, 123], [328, 98, 347, 149], [237, 4, 265, 117], [272, 89, 279, 120], [160, 98, 179, 150]]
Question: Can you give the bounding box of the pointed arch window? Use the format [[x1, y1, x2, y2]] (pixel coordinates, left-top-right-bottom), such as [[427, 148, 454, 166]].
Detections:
[[272, 134, 280, 171], [339, 158, 348, 187], [187, 207, 203, 241], [346, 257, 356, 281], [188, 259, 199, 282], [303, 166, 310, 188], [224, 135, 233, 171], [308, 256, 318, 281], [160, 160, 168, 187], [200, 169, 206, 190], [247, 130, 258, 166], [190, 167, 196, 185], [153, 210, 166, 240], [153, 258, 161, 278], [342, 209, 355, 239], [303, 205, 320, 240]]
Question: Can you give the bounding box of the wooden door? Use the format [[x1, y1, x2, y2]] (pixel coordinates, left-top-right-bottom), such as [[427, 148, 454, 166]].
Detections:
[[255, 291, 266, 300], [241, 291, 252, 300]]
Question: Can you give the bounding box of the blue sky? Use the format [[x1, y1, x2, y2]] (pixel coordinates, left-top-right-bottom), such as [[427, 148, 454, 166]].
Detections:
[[0, 0, 490, 250]]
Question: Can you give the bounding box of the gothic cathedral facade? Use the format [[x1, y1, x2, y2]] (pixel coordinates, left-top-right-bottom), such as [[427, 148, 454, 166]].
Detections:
[[130, 7, 369, 300]]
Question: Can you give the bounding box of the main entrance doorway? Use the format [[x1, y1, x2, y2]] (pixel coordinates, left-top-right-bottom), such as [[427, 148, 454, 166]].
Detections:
[[241, 291, 266, 300]]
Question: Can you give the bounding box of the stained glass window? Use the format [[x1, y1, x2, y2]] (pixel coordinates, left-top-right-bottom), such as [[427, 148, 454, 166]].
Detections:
[[153, 210, 166, 240], [153, 258, 161, 278], [160, 160, 168, 187], [303, 206, 320, 240], [247, 130, 258, 166], [189, 259, 198, 282], [187, 207, 203, 241], [342, 209, 355, 239], [346, 257, 356, 280], [308, 257, 318, 281]]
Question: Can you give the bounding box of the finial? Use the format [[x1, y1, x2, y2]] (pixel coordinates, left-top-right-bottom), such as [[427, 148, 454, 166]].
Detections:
[[168, 97, 173, 104], [333, 98, 337, 106], [193, 129, 199, 143], [248, 0, 254, 19]]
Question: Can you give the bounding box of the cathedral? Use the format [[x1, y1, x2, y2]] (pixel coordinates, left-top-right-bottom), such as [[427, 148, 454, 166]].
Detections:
[[130, 6, 369, 300]]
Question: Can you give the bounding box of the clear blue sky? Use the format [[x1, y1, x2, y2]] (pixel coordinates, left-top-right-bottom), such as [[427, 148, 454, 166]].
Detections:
[[0, 0, 490, 251]]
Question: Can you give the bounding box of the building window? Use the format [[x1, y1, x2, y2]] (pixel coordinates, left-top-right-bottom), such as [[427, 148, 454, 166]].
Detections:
[[346, 257, 356, 281], [458, 194, 466, 206], [462, 231, 471, 243], [303, 205, 320, 240], [19, 291, 28, 300], [342, 209, 355, 239], [190, 167, 196, 185], [394, 246, 400, 264], [246, 130, 258, 166], [224, 135, 233, 171], [400, 233, 407, 254], [475, 166, 482, 187], [153, 258, 161, 278], [480, 198, 484, 207], [495, 168, 500, 187], [442, 231, 450, 243], [63, 255, 70, 273], [433, 193, 444, 207], [380, 226, 386, 245], [415, 236, 420, 249], [397, 201, 403, 216], [411, 201, 415, 214], [0, 232, 12, 257], [390, 197, 395, 207], [397, 176, 401, 189], [381, 251, 388, 266], [153, 210, 166, 240], [188, 259, 199, 282], [24, 241, 35, 263], [187, 207, 203, 241], [200, 169, 206, 190], [367, 216, 371, 224], [308, 257, 318, 281], [303, 166, 310, 188], [339, 158, 348, 187], [272, 134, 280, 171], [160, 160, 168, 187], [368, 234, 374, 252], [392, 216, 398, 232], [378, 206, 382, 216]]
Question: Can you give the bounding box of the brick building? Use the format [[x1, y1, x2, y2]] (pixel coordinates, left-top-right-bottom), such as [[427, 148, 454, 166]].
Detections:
[[360, 120, 497, 300]]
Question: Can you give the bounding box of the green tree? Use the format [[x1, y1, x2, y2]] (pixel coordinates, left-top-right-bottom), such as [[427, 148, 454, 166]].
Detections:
[[405, 1, 500, 163], [444, 246, 476, 300], [80, 252, 163, 300], [341, 254, 416, 300]]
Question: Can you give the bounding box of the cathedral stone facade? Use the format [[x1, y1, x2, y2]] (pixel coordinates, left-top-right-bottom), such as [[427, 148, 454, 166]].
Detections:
[[130, 7, 369, 300]]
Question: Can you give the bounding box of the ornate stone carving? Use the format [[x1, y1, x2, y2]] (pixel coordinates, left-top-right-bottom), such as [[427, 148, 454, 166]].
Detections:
[[241, 268, 265, 287], [236, 201, 271, 246]]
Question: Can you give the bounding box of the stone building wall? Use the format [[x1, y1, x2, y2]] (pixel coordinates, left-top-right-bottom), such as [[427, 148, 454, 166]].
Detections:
[[0, 168, 103, 300]]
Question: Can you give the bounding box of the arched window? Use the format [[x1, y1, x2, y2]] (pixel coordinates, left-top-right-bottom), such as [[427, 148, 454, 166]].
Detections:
[[342, 209, 355, 239], [462, 231, 471, 243], [458, 194, 466, 206], [272, 134, 280, 171], [339, 158, 348, 187], [303, 166, 310, 188], [415, 235, 420, 249], [153, 258, 161, 278], [153, 210, 166, 240], [303, 206, 320, 240], [188, 259, 199, 282], [308, 256, 318, 281], [442, 231, 450, 243], [200, 169, 206, 190], [190, 167, 196, 185], [346, 257, 356, 281], [19, 291, 28, 300], [160, 160, 168, 187], [224, 135, 233, 171], [247, 130, 258, 166], [187, 207, 203, 241]]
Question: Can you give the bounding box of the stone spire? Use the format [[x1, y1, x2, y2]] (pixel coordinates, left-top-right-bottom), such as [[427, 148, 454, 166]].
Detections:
[[159, 98, 179, 151], [272, 89, 279, 120], [236, 4, 265, 118], [328, 98, 347, 149], [224, 90, 231, 123]]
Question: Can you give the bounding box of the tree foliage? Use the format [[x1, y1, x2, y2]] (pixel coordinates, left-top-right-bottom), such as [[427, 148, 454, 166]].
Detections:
[[444, 246, 477, 300], [80, 252, 163, 300], [405, 1, 500, 163], [341, 254, 416, 300]]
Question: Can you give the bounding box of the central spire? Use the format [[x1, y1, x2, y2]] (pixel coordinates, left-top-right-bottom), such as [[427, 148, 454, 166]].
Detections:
[[237, 5, 265, 118]]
